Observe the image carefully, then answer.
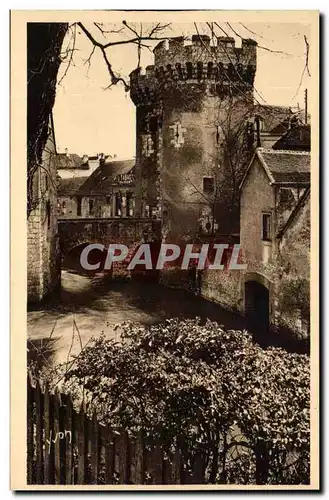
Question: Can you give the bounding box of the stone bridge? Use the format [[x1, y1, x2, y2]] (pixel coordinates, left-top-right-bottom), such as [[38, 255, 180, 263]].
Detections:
[[58, 217, 162, 256]]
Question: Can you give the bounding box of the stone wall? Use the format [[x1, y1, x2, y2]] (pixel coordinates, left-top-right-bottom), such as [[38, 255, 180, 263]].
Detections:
[[58, 195, 78, 218], [59, 190, 135, 220], [239, 155, 310, 339], [159, 241, 244, 315], [200, 268, 243, 313], [27, 124, 61, 303], [59, 218, 161, 281], [275, 192, 310, 338]]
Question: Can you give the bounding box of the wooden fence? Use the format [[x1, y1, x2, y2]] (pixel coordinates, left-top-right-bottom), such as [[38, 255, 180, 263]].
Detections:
[[27, 376, 200, 485]]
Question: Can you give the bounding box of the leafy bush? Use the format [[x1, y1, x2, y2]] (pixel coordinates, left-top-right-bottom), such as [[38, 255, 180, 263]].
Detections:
[[66, 318, 310, 485]]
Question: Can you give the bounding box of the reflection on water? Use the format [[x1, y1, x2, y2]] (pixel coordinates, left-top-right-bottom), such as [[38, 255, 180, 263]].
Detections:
[[27, 270, 246, 365]]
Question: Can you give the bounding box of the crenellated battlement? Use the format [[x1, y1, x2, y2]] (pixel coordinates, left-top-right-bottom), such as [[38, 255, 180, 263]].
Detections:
[[130, 65, 158, 105], [130, 35, 257, 105], [153, 35, 257, 68]]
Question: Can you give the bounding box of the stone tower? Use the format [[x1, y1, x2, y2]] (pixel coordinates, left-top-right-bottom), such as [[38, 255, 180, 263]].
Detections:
[[130, 35, 257, 241]]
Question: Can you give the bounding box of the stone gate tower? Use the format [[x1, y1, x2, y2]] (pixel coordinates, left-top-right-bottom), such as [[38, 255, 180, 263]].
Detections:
[[130, 35, 257, 240]]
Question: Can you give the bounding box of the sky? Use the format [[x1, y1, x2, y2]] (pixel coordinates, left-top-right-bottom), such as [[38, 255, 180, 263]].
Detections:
[[53, 21, 312, 159]]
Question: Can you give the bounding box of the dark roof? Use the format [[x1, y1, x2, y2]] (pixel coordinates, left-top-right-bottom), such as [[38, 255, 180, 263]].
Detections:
[[272, 124, 310, 151], [240, 148, 310, 190], [76, 159, 135, 196], [277, 186, 310, 239], [257, 149, 310, 184], [55, 153, 89, 170], [57, 177, 87, 196]]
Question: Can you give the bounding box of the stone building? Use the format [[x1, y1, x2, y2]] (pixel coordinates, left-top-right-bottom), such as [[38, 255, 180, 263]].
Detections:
[[239, 148, 310, 338], [129, 35, 303, 241], [57, 177, 86, 217], [55, 150, 90, 179], [27, 116, 61, 303], [57, 159, 136, 219], [56, 151, 111, 179], [130, 35, 260, 240]]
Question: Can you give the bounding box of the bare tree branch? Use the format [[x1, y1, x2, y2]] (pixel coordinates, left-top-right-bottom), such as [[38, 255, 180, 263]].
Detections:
[[58, 23, 77, 86], [226, 22, 293, 57]]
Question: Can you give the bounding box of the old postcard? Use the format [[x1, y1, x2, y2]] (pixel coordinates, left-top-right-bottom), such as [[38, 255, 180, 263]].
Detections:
[[11, 10, 319, 490]]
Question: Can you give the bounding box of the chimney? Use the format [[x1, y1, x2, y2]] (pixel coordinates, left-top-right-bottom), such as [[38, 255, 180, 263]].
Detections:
[[255, 116, 261, 148], [65, 148, 69, 156], [99, 153, 105, 166]]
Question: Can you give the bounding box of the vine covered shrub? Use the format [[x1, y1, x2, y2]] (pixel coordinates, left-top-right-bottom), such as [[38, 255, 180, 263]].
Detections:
[[66, 318, 310, 485]]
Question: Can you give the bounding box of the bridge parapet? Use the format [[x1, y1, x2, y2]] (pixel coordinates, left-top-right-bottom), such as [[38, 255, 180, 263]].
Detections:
[[58, 217, 161, 256]]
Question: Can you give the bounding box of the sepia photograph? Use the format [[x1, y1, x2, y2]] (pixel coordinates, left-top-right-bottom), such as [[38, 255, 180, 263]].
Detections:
[[10, 9, 319, 490]]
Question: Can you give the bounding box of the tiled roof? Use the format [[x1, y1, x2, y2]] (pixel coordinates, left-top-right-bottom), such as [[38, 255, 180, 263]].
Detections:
[[257, 149, 310, 184], [76, 159, 135, 196], [57, 177, 87, 196], [272, 124, 310, 151], [240, 148, 311, 191], [55, 153, 89, 170]]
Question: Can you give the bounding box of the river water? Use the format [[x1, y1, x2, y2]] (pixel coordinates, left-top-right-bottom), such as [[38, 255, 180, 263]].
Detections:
[[27, 269, 247, 366]]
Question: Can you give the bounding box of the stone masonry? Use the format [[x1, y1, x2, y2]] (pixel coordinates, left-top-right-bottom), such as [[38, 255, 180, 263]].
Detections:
[[27, 120, 61, 303], [130, 35, 257, 240]]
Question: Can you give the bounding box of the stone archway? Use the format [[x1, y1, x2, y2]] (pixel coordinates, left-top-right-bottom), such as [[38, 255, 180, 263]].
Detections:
[[244, 274, 270, 337], [62, 242, 108, 274]]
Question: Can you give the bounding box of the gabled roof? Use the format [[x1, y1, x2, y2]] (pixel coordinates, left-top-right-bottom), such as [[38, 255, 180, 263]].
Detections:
[[240, 148, 310, 191], [55, 153, 89, 170], [272, 124, 310, 151], [76, 159, 135, 196], [57, 177, 87, 196], [277, 186, 310, 239]]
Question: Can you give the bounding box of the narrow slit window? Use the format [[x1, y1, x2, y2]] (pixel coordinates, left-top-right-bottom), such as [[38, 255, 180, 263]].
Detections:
[[186, 62, 193, 79], [89, 199, 95, 216], [262, 213, 271, 241], [77, 197, 82, 216]]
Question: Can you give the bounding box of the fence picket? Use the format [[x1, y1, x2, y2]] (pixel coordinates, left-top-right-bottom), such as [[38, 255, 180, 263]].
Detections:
[[171, 448, 181, 484], [117, 432, 129, 484], [43, 385, 53, 484], [153, 443, 163, 484], [90, 411, 99, 484], [34, 380, 44, 484], [53, 389, 61, 484], [26, 376, 33, 484], [64, 394, 73, 484], [27, 380, 209, 486], [162, 455, 172, 485], [104, 428, 115, 484], [192, 453, 205, 484], [132, 431, 145, 484], [77, 404, 86, 484]]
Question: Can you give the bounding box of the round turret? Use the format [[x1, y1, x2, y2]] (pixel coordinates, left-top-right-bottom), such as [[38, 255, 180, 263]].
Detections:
[[130, 35, 257, 105], [129, 34, 258, 238]]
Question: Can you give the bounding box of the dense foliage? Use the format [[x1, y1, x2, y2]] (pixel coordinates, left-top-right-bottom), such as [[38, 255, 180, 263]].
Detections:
[[64, 318, 310, 485]]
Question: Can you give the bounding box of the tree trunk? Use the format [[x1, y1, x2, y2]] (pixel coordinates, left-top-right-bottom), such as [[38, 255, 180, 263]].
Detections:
[[27, 22, 68, 217]]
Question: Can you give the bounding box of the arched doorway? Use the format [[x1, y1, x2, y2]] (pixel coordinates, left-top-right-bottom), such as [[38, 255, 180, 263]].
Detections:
[[245, 280, 270, 337]]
